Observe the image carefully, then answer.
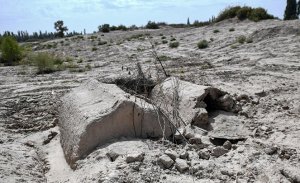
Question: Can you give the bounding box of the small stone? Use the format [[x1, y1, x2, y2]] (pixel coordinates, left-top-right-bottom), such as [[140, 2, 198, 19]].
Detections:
[[184, 125, 207, 139], [236, 94, 250, 102], [24, 141, 35, 147], [237, 146, 245, 153], [43, 131, 58, 145], [175, 159, 189, 173], [223, 140, 232, 150], [174, 128, 185, 141], [189, 134, 202, 145], [251, 97, 260, 105], [130, 162, 142, 171], [192, 108, 209, 127], [179, 151, 188, 159], [126, 152, 145, 163], [265, 147, 278, 155], [260, 126, 268, 131], [198, 150, 210, 160], [106, 150, 120, 162], [165, 149, 179, 161], [52, 118, 59, 125], [158, 155, 174, 169], [187, 151, 199, 161], [211, 147, 229, 157]]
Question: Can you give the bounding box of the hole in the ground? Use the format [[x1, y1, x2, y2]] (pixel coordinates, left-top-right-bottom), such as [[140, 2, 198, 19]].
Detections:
[[210, 138, 245, 146], [203, 94, 218, 113]]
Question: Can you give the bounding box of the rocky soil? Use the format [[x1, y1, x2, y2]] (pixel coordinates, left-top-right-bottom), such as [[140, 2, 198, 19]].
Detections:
[[0, 18, 300, 182]]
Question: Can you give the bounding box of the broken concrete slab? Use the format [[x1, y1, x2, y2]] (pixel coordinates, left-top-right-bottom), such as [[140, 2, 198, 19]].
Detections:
[[208, 111, 250, 141], [58, 79, 174, 168], [150, 77, 238, 128]]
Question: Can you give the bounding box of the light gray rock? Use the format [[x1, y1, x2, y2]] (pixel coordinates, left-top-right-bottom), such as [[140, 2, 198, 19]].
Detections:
[[59, 79, 174, 168], [174, 127, 185, 141], [211, 147, 229, 157], [126, 152, 145, 163], [198, 150, 210, 160], [165, 149, 179, 161], [184, 125, 208, 139], [208, 111, 249, 141], [175, 159, 189, 173], [179, 151, 188, 159], [150, 77, 226, 127], [158, 155, 174, 169]]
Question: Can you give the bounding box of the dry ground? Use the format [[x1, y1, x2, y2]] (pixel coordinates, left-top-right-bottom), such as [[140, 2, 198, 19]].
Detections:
[[0, 19, 299, 182]]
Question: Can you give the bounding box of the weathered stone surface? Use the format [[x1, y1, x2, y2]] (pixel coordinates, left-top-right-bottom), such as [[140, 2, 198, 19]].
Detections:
[[179, 151, 188, 159], [184, 125, 208, 139], [165, 149, 179, 161], [223, 140, 232, 150], [174, 127, 185, 141], [189, 134, 202, 145], [59, 79, 173, 168], [126, 152, 145, 163], [150, 77, 226, 127], [198, 150, 210, 160], [106, 150, 120, 162], [158, 155, 174, 169], [175, 159, 189, 173], [209, 111, 249, 141], [211, 147, 229, 157]]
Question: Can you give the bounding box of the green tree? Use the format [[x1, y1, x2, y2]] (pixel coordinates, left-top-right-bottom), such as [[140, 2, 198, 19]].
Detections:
[[284, 0, 298, 20], [187, 17, 190, 26], [146, 21, 159, 29], [98, 24, 110, 33], [54, 20, 68, 37], [0, 36, 22, 65]]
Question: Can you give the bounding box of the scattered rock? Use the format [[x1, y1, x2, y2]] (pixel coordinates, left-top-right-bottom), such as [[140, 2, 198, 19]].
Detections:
[[192, 108, 209, 127], [211, 147, 229, 157], [198, 150, 210, 160], [106, 150, 120, 162], [24, 141, 35, 147], [187, 151, 199, 161], [189, 134, 202, 145], [255, 91, 267, 97], [43, 131, 58, 145], [126, 152, 145, 163], [174, 128, 185, 142], [179, 151, 188, 159], [157, 155, 174, 169], [165, 149, 179, 161], [223, 140, 232, 150], [264, 147, 278, 155], [184, 125, 207, 139], [175, 159, 189, 173], [236, 94, 250, 102]]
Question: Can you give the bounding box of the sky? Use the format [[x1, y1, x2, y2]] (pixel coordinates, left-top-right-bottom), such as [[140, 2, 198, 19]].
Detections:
[[0, 0, 286, 34]]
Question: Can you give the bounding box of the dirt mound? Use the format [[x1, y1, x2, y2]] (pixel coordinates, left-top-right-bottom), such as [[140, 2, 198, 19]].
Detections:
[[251, 25, 300, 41]]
